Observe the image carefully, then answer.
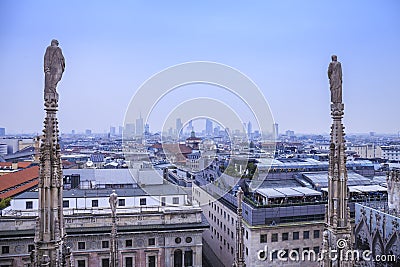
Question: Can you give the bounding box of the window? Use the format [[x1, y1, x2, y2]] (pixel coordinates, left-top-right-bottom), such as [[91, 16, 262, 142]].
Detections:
[[63, 200, 69, 208], [77, 260, 85, 267], [26, 201, 33, 209], [173, 197, 179, 204], [102, 241, 109, 248], [148, 255, 156, 267], [126, 239, 132, 247], [140, 198, 146, 206], [271, 233, 278, 242], [303, 231, 310, 239], [1, 246, 9, 254], [313, 246, 320, 254], [184, 250, 193, 267], [118, 199, 125, 206], [282, 232, 289, 241], [161, 197, 166, 206], [92, 200, 98, 207], [245, 247, 248, 256], [293, 231, 299, 240], [231, 247, 234, 255], [174, 250, 182, 267], [101, 259, 109, 267], [175, 237, 181, 244], [125, 257, 133, 267], [271, 251, 278, 260], [245, 230, 248, 239], [186, 237, 192, 243], [78, 242, 85, 250], [314, 230, 320, 238], [28, 244, 35, 252], [260, 234, 268, 243], [148, 238, 155, 246]]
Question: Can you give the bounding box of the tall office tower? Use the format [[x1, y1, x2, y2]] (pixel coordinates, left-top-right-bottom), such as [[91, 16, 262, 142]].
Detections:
[[144, 123, 150, 134], [273, 123, 279, 140], [0, 127, 5, 136], [247, 121, 252, 136], [321, 55, 353, 267], [124, 123, 135, 138], [34, 39, 69, 266], [176, 118, 183, 136], [206, 119, 213, 136], [118, 126, 123, 135], [136, 115, 144, 136], [110, 126, 116, 135]]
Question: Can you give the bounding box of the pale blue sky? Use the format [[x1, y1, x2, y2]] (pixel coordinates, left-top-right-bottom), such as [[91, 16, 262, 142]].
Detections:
[[0, 1, 399, 134]]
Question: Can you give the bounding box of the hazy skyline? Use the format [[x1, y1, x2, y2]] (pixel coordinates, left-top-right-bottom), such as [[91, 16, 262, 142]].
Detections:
[[1, 1, 399, 135]]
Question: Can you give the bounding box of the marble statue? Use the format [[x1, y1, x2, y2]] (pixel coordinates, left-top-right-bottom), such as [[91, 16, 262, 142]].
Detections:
[[327, 55, 342, 104], [44, 39, 65, 104]]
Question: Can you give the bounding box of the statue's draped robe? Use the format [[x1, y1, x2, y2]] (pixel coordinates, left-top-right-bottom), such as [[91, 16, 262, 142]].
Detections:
[[44, 45, 65, 102], [328, 61, 342, 104]]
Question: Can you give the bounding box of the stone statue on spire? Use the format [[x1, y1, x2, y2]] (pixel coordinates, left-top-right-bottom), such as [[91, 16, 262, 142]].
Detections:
[[44, 39, 65, 106], [327, 55, 342, 105]]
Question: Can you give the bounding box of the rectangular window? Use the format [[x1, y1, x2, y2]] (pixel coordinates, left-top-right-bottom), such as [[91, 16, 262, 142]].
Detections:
[[77, 260, 85, 267], [314, 230, 320, 238], [1, 246, 9, 254], [101, 259, 109, 267], [124, 239, 132, 247], [140, 198, 146, 206], [148, 255, 156, 267], [161, 197, 166, 206], [260, 234, 268, 243], [92, 200, 98, 207], [173, 197, 179, 204], [293, 231, 299, 240], [271, 233, 278, 242], [282, 232, 289, 241], [313, 246, 320, 254], [26, 201, 33, 209], [303, 231, 310, 239], [78, 242, 85, 250], [118, 199, 125, 206], [125, 257, 133, 267], [245, 230, 248, 239], [28, 244, 35, 252], [102, 241, 109, 248], [63, 200, 69, 208], [148, 238, 155, 246]]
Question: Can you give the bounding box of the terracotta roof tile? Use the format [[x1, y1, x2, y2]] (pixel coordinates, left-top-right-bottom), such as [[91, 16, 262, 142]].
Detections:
[[0, 166, 39, 199]]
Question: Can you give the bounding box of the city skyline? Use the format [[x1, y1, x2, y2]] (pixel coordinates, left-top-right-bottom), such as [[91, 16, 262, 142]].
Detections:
[[0, 1, 399, 135]]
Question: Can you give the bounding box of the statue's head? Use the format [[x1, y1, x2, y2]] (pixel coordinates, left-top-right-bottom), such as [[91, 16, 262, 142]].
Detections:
[[331, 55, 337, 61], [51, 39, 59, 46]]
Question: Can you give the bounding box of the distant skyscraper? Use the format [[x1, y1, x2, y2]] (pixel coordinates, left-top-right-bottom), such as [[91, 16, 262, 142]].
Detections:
[[145, 123, 150, 134], [247, 121, 252, 135], [187, 120, 194, 134], [71, 129, 75, 135], [110, 126, 116, 135], [0, 127, 5, 136], [118, 126, 123, 135], [176, 118, 183, 136], [136, 116, 144, 136], [85, 129, 92, 135], [124, 123, 135, 138], [273, 123, 279, 140], [206, 119, 213, 136]]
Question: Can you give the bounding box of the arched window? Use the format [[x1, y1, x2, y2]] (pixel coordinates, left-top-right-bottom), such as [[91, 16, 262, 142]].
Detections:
[[174, 249, 182, 267]]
